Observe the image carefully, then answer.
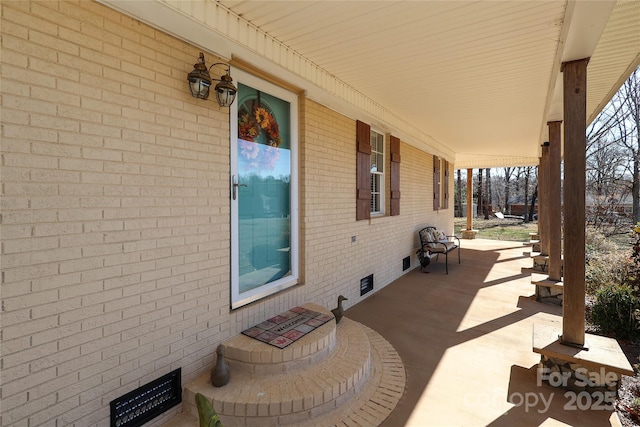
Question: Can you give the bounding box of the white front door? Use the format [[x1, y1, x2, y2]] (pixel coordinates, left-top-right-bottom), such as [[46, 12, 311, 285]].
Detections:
[[230, 71, 298, 309]]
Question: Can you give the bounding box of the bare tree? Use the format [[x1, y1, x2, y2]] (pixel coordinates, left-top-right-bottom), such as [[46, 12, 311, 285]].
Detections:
[[529, 183, 538, 222], [503, 167, 515, 214], [586, 66, 640, 226], [586, 135, 629, 231], [617, 68, 640, 222], [486, 168, 492, 216]]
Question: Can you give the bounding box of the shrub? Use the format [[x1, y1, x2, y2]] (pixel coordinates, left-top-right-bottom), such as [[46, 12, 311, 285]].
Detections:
[[585, 226, 620, 258], [586, 251, 635, 295], [590, 283, 640, 340]]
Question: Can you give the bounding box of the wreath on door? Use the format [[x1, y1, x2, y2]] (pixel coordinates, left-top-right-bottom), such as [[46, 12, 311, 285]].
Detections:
[[238, 101, 282, 170]]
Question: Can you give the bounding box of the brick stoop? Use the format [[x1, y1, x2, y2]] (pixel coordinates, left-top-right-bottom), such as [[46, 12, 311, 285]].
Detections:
[[163, 306, 405, 427]]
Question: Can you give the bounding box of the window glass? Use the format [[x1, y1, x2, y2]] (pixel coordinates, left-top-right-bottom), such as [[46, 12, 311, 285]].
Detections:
[[370, 130, 384, 214]]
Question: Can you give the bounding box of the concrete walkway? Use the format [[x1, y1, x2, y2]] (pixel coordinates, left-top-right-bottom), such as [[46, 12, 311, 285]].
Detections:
[[346, 239, 621, 427]]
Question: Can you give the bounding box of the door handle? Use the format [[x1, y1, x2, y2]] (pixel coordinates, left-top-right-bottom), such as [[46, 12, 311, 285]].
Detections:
[[231, 175, 247, 200]]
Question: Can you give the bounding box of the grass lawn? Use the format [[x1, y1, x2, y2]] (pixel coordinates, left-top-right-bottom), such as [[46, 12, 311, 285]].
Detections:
[[454, 216, 539, 241]]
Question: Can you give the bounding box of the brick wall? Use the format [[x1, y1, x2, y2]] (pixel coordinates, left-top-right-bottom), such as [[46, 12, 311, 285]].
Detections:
[[300, 99, 453, 308], [1, 2, 233, 425], [0, 1, 452, 426]]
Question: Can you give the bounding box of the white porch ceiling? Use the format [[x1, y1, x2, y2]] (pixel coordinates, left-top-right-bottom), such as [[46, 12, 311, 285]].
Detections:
[[100, 0, 640, 168]]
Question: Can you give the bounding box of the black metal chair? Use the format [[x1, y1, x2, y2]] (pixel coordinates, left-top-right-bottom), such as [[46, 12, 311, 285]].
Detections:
[[417, 226, 460, 274]]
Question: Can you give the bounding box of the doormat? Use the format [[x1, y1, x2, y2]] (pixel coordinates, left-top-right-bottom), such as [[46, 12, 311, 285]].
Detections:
[[241, 306, 334, 349]]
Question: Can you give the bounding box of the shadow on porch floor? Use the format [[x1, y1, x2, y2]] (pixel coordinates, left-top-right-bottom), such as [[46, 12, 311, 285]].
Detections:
[[346, 238, 621, 427]]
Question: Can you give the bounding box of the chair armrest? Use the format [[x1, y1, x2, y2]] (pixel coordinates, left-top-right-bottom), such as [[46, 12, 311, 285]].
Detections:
[[445, 235, 460, 247]]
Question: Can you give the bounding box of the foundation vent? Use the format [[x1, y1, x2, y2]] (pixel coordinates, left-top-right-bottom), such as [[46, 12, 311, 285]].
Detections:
[[110, 368, 181, 427], [360, 274, 374, 296]]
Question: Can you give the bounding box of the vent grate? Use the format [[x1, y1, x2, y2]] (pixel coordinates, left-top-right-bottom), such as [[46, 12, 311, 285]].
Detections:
[[360, 274, 374, 296], [402, 256, 410, 271], [110, 368, 181, 427]]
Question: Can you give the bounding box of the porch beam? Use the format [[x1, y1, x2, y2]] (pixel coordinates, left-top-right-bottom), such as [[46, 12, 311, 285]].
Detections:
[[548, 121, 563, 281], [561, 58, 589, 347]]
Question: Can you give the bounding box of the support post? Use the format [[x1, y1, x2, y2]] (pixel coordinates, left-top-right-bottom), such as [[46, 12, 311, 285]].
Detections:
[[561, 58, 589, 347], [461, 168, 477, 239], [539, 147, 549, 256], [548, 121, 563, 281], [466, 168, 473, 231], [534, 63, 634, 389]]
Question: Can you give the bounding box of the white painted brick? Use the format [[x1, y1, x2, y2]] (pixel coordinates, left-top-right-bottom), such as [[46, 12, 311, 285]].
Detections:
[[58, 305, 103, 326], [79, 333, 122, 357], [31, 323, 82, 347], [80, 311, 122, 332], [58, 155, 104, 171], [102, 275, 139, 293], [2, 394, 56, 426], [2, 341, 60, 372], [2, 64, 57, 89], [1, 367, 58, 398], [30, 247, 82, 265], [2, 263, 59, 284], [57, 326, 102, 351], [29, 196, 81, 210], [29, 347, 81, 375], [30, 1, 80, 29], [2, 8, 30, 35], [33, 221, 82, 237], [0, 4, 444, 427], [31, 297, 84, 320], [80, 265, 123, 282], [28, 394, 79, 426], [59, 381, 103, 412], [57, 81, 102, 103], [57, 208, 103, 222]]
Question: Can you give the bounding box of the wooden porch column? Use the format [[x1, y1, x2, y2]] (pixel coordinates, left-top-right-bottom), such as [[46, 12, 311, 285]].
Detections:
[[539, 146, 549, 256], [461, 168, 478, 239], [466, 168, 473, 230], [562, 58, 589, 347], [548, 122, 563, 281]]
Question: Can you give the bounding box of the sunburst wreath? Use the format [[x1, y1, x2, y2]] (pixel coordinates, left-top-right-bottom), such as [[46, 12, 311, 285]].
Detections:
[[238, 102, 282, 170]]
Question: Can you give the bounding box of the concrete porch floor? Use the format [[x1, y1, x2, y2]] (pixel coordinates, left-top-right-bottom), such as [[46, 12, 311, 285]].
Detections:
[[346, 238, 623, 427]]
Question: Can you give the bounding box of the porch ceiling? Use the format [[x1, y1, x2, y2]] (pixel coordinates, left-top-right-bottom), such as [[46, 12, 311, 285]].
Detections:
[[100, 0, 640, 169]]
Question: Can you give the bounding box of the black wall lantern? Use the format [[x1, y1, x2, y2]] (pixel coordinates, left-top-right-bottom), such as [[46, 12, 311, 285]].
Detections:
[[187, 52, 237, 107]]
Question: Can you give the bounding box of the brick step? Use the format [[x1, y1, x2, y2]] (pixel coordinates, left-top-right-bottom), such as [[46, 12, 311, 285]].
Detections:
[[182, 317, 372, 426], [162, 323, 405, 427], [223, 303, 337, 376]]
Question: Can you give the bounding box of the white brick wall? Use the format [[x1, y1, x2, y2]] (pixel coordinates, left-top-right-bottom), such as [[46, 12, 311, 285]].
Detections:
[[0, 2, 452, 426], [300, 99, 453, 310], [1, 1, 231, 425]]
